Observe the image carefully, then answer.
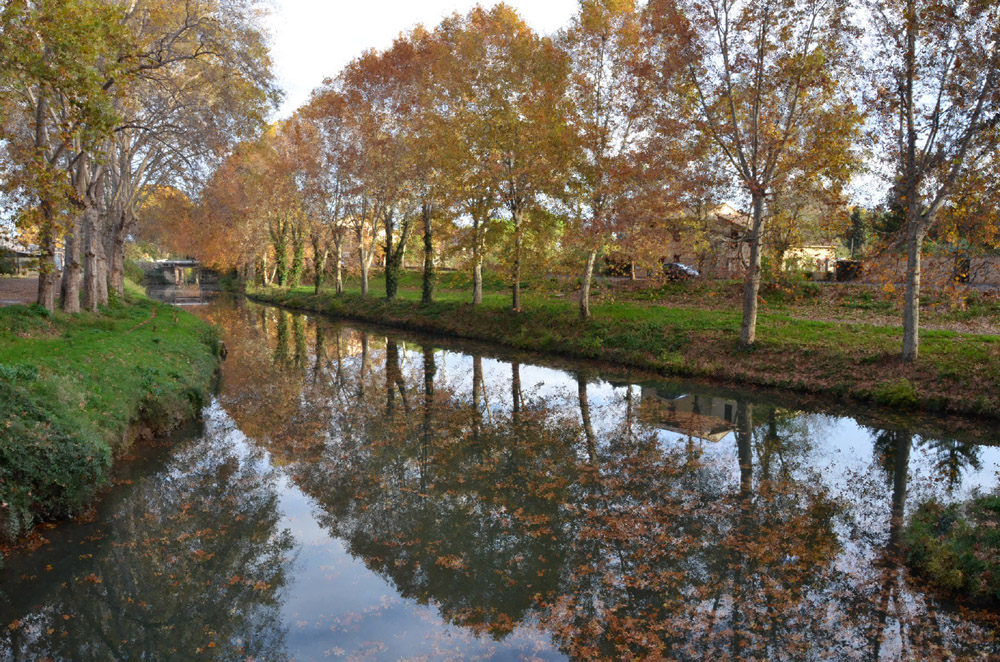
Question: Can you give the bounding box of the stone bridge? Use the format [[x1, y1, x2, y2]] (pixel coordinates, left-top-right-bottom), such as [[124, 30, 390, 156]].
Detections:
[[138, 260, 203, 285]]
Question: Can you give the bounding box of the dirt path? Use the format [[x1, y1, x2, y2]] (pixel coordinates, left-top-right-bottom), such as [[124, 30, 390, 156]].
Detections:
[[0, 277, 38, 306]]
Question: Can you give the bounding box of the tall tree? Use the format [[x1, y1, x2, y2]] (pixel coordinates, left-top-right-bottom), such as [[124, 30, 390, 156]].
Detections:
[[867, 0, 1000, 361], [562, 0, 657, 319], [103, 0, 277, 299], [302, 89, 353, 295], [650, 0, 857, 348], [0, 0, 127, 311], [437, 6, 570, 311], [335, 47, 415, 299]]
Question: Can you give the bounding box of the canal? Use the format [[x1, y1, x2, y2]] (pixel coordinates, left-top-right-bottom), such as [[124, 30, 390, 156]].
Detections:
[[1, 293, 998, 660]]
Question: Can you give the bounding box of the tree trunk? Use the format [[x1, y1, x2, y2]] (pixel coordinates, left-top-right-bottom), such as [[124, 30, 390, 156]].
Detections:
[[92, 186, 109, 307], [289, 225, 305, 288], [96, 246, 109, 306], [333, 234, 343, 295], [472, 354, 483, 441], [902, 224, 925, 362], [107, 211, 129, 299], [385, 211, 412, 301], [578, 376, 596, 461], [359, 246, 369, 297], [473, 260, 483, 305], [889, 431, 913, 549], [735, 399, 754, 497], [314, 248, 328, 294], [511, 361, 522, 418], [579, 249, 598, 320], [272, 218, 289, 287], [472, 216, 483, 305], [512, 207, 523, 311], [311, 230, 328, 295], [36, 212, 58, 312], [421, 346, 436, 490], [82, 201, 101, 312], [739, 193, 766, 349], [385, 211, 398, 300], [386, 339, 400, 417], [421, 202, 435, 305], [62, 214, 83, 314]]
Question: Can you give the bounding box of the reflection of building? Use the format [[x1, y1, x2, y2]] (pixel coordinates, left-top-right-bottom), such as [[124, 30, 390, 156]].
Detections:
[[640, 386, 738, 442]]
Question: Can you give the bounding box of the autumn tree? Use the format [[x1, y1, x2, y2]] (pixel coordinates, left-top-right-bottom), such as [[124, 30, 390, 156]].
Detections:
[[437, 6, 570, 310], [405, 28, 453, 306], [561, 0, 658, 319], [188, 142, 271, 280], [650, 0, 858, 348], [331, 50, 407, 298], [0, 0, 127, 311], [300, 91, 352, 294], [102, 0, 277, 299], [866, 0, 1000, 361], [182, 123, 305, 286], [0, 0, 276, 311]]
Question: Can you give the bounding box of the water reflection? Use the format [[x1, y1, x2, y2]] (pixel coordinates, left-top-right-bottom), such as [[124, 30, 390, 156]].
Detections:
[[0, 406, 294, 661], [3, 299, 999, 661], [207, 302, 999, 660]]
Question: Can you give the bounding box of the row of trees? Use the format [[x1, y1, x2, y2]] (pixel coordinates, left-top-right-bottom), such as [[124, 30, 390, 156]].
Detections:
[[186, 0, 998, 361], [0, 0, 277, 312], [89, 0, 1000, 361]]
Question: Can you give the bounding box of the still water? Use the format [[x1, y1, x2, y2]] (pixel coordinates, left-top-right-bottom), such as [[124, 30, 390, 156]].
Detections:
[[2, 294, 999, 660]]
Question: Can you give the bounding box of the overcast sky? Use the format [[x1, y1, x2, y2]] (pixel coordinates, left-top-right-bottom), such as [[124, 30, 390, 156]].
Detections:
[[264, 0, 579, 118]]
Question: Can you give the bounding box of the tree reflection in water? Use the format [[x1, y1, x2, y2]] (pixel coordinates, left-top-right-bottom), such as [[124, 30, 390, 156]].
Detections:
[[0, 404, 294, 661], [202, 303, 998, 661]]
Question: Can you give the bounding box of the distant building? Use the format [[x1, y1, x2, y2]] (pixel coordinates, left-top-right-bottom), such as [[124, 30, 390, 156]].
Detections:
[[0, 231, 45, 275], [661, 203, 752, 278], [783, 245, 837, 275]]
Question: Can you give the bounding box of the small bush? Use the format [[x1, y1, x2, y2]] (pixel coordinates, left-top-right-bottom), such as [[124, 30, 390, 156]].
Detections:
[[124, 258, 147, 285], [871, 378, 919, 408], [0, 363, 38, 382]]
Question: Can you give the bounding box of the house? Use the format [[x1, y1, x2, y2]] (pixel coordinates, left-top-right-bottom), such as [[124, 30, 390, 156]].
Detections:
[[661, 203, 752, 278], [783, 245, 837, 275], [0, 232, 45, 276]]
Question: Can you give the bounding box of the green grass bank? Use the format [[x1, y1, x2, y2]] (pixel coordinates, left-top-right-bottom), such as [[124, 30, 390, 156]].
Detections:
[[0, 282, 221, 547], [248, 280, 1000, 421]]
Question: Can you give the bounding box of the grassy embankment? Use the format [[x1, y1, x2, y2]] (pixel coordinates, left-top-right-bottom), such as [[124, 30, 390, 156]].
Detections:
[[0, 281, 221, 548], [248, 271, 1000, 420]]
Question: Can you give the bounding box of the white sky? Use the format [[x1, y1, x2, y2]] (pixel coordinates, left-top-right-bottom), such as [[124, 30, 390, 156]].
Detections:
[[264, 0, 579, 118]]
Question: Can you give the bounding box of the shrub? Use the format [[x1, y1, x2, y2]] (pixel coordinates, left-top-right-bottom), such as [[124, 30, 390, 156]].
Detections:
[[0, 381, 112, 542], [871, 378, 919, 408], [124, 258, 147, 284]]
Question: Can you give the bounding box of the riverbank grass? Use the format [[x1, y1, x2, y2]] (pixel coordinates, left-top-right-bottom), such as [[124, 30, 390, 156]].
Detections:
[[0, 282, 220, 543], [248, 282, 1000, 420]]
